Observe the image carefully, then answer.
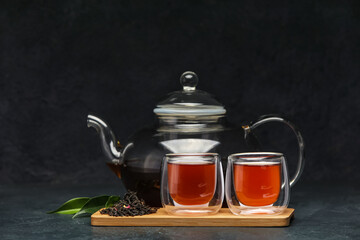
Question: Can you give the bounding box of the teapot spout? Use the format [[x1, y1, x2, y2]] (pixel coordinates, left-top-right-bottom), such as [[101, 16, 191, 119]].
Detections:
[[87, 114, 122, 164]]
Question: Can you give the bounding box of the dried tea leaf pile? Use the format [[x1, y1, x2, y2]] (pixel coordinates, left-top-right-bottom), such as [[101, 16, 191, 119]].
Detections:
[[100, 191, 157, 217]]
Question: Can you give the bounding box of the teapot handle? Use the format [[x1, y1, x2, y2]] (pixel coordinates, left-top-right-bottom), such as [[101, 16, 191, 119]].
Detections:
[[243, 115, 305, 187]]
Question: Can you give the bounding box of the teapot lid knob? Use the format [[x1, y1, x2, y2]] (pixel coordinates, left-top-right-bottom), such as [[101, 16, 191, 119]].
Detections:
[[180, 71, 198, 91]]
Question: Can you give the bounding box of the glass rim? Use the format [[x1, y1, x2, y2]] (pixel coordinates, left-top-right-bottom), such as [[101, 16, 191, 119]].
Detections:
[[228, 152, 283, 160], [165, 153, 219, 157]]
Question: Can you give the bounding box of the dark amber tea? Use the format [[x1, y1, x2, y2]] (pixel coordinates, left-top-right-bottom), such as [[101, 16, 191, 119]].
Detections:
[[106, 162, 122, 179], [234, 162, 280, 206], [168, 161, 216, 205]]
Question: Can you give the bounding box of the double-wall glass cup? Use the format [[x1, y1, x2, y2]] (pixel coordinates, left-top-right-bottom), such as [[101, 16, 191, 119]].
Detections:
[[226, 152, 290, 215], [161, 153, 224, 216]]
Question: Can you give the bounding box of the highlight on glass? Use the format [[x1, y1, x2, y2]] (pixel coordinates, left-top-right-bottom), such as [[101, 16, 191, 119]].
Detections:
[[226, 152, 290, 215], [161, 153, 224, 216]]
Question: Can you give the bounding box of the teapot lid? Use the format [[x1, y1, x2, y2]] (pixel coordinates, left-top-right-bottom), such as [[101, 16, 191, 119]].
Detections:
[[154, 71, 226, 116]]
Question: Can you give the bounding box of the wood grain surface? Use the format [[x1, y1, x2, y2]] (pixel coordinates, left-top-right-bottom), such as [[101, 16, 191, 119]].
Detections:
[[91, 208, 294, 227]]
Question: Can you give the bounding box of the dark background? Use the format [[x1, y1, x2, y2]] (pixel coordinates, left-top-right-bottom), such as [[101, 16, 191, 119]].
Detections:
[[0, 0, 359, 185]]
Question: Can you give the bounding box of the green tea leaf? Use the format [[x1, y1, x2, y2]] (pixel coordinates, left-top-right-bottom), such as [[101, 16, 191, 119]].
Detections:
[[47, 197, 90, 214], [105, 196, 121, 208], [72, 195, 110, 219]]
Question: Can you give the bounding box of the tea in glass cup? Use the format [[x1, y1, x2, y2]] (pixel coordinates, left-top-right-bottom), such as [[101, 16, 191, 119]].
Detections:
[[226, 152, 289, 215], [161, 153, 224, 215]]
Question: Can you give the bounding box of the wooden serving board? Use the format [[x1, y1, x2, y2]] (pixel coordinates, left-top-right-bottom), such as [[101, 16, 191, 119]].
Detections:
[[91, 208, 294, 227]]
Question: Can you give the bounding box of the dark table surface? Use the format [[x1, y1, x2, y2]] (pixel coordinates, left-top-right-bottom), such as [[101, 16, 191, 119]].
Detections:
[[0, 181, 359, 240]]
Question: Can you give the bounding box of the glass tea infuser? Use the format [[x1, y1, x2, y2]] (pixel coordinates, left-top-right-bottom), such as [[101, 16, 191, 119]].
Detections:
[[87, 71, 305, 206]]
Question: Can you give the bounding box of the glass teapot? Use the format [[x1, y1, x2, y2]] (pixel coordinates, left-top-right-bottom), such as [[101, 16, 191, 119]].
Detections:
[[87, 71, 305, 207]]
